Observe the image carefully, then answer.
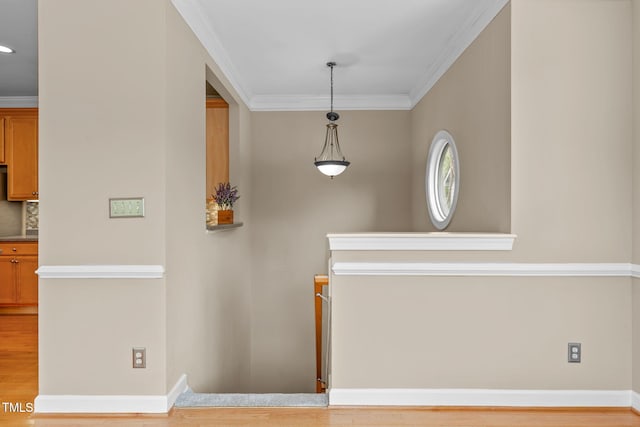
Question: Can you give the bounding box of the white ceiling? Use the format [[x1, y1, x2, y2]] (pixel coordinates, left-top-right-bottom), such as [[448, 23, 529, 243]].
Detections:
[[0, 0, 37, 98], [0, 0, 509, 111], [172, 0, 509, 111]]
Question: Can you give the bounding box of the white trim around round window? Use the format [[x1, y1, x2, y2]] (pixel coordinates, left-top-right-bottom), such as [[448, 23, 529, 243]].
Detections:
[[425, 130, 460, 230]]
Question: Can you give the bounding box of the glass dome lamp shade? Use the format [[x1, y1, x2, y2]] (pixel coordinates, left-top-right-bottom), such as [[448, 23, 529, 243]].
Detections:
[[315, 162, 349, 177], [314, 122, 350, 178]]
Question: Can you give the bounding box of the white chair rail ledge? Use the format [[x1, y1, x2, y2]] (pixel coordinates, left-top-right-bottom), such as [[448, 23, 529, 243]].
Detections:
[[36, 265, 166, 279], [331, 262, 638, 277], [327, 232, 517, 251]]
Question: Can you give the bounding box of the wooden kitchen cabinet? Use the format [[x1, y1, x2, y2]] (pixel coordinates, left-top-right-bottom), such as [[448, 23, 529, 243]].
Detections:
[[3, 109, 38, 200], [15, 255, 38, 304], [0, 257, 16, 304], [206, 97, 229, 198], [0, 241, 38, 307], [0, 117, 5, 164]]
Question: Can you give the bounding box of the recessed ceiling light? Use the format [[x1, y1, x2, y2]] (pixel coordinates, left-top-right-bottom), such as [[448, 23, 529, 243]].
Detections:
[[0, 45, 15, 54]]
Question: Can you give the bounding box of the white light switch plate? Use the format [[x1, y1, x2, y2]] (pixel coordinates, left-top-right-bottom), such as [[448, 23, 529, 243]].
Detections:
[[109, 198, 145, 218]]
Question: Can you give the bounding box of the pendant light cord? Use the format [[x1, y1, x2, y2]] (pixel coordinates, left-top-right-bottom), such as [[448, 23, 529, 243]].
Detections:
[[326, 62, 339, 122], [330, 63, 334, 114]]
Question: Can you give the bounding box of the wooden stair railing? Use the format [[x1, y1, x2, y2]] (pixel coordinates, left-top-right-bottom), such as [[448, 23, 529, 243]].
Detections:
[[314, 274, 329, 393]]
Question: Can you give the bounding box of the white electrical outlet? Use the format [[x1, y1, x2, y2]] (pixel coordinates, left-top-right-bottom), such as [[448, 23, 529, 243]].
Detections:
[[132, 347, 146, 368], [110, 198, 145, 218], [568, 343, 581, 363]]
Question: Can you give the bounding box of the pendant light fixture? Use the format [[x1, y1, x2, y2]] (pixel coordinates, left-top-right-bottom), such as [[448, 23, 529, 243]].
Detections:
[[314, 62, 350, 178]]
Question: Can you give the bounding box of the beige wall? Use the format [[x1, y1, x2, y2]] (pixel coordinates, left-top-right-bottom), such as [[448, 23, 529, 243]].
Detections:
[[38, 0, 252, 397], [635, 0, 640, 267], [38, 280, 167, 395], [37, 0, 638, 400], [164, 3, 253, 393], [330, 0, 634, 392], [510, 0, 632, 263], [39, 0, 167, 267], [410, 3, 511, 233], [38, 0, 168, 395], [249, 111, 411, 392], [332, 274, 630, 390], [633, 0, 640, 394]]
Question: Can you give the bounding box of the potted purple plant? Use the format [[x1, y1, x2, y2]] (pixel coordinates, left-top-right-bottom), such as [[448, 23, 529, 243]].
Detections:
[[212, 182, 239, 224]]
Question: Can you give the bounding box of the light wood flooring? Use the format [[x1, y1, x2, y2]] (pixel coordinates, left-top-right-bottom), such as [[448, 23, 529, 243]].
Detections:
[[3, 314, 640, 426]]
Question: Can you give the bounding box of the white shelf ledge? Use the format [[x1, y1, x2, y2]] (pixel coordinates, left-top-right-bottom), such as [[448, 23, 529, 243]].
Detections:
[[327, 233, 516, 251], [206, 222, 244, 232]]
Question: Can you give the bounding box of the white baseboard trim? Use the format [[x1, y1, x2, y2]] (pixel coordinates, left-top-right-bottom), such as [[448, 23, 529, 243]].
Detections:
[[632, 391, 640, 412], [167, 374, 189, 409], [328, 388, 632, 407], [34, 374, 188, 414]]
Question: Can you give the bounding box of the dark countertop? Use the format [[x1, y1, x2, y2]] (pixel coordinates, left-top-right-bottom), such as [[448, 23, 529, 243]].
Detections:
[[0, 235, 38, 242]]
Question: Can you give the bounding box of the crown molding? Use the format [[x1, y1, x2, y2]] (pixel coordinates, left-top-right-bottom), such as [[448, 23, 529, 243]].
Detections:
[[170, 0, 252, 108], [0, 96, 38, 107], [249, 94, 412, 111], [408, 0, 509, 107], [172, 0, 507, 111]]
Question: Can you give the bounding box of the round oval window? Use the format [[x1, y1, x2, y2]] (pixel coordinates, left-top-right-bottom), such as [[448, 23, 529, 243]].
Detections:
[[425, 130, 460, 230]]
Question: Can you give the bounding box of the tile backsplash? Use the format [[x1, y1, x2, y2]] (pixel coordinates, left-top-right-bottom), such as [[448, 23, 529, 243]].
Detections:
[[25, 201, 38, 233]]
